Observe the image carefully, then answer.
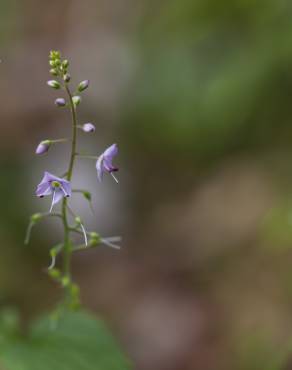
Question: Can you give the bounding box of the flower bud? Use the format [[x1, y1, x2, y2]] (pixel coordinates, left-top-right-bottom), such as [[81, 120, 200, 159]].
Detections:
[[83, 191, 91, 201], [49, 60, 56, 67], [50, 51, 60, 59], [47, 80, 61, 89], [75, 217, 82, 225], [89, 232, 101, 246], [35, 140, 51, 155], [50, 68, 58, 76], [30, 213, 42, 223], [63, 73, 71, 82], [70, 283, 80, 297], [82, 123, 95, 133], [62, 59, 69, 68], [77, 80, 89, 92], [48, 268, 61, 279], [61, 276, 70, 287], [72, 96, 81, 106], [55, 98, 66, 107]]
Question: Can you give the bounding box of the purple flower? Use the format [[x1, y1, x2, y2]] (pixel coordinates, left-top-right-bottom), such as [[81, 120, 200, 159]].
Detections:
[[36, 172, 71, 212], [55, 98, 66, 107], [35, 140, 51, 155], [96, 144, 119, 183], [82, 123, 95, 133]]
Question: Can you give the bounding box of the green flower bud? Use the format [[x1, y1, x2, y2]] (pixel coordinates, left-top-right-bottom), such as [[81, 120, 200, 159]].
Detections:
[[54, 59, 61, 67], [61, 276, 70, 287], [62, 59, 69, 68], [50, 248, 57, 257], [47, 80, 61, 89], [50, 68, 58, 76], [83, 191, 91, 201], [89, 232, 101, 246], [30, 213, 42, 223], [75, 216, 82, 225], [63, 73, 71, 83], [50, 51, 60, 59], [72, 96, 81, 106], [70, 283, 80, 297], [49, 60, 56, 67], [77, 80, 89, 92], [48, 268, 61, 279]]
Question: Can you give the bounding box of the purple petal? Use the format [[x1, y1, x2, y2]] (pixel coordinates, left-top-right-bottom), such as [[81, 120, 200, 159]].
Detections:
[[50, 189, 64, 212], [36, 182, 52, 197], [60, 181, 71, 197], [103, 144, 118, 172], [96, 155, 104, 182], [36, 172, 53, 196], [103, 144, 118, 160], [45, 172, 67, 184]]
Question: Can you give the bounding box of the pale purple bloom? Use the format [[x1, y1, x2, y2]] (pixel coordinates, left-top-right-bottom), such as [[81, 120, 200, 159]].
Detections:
[[96, 144, 119, 183], [55, 98, 66, 107], [78, 80, 89, 92], [35, 140, 51, 155], [82, 123, 95, 133], [36, 172, 71, 212]]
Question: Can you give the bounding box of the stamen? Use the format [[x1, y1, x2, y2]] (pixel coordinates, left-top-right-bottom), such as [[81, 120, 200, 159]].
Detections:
[[110, 172, 119, 184], [48, 254, 56, 270], [101, 238, 121, 250], [50, 189, 56, 213], [80, 223, 88, 246], [60, 183, 69, 197], [105, 236, 122, 242]]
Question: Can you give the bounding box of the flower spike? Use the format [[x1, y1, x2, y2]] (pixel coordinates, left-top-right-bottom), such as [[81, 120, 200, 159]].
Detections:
[[28, 50, 121, 311]]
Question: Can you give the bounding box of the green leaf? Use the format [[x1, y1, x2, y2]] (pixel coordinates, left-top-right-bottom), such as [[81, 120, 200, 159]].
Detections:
[[0, 311, 132, 370]]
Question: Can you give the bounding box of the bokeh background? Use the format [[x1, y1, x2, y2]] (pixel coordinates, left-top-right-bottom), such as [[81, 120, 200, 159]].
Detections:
[[2, 0, 292, 369]]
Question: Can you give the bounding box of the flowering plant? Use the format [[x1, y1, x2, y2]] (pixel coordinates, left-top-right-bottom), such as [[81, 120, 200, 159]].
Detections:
[[25, 50, 121, 312]]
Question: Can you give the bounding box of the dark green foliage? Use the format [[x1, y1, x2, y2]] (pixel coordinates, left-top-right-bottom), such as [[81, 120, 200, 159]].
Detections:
[[0, 311, 132, 370]]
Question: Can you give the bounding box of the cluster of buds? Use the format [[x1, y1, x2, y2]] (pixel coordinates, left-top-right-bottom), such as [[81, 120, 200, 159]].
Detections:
[[49, 50, 70, 82], [26, 50, 121, 310]]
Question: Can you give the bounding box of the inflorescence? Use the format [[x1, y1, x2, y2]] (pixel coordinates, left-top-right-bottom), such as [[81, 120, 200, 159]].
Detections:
[[25, 50, 121, 310]]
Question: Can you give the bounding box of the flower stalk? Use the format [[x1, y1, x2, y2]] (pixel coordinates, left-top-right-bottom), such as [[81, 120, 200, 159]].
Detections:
[[26, 50, 121, 311]]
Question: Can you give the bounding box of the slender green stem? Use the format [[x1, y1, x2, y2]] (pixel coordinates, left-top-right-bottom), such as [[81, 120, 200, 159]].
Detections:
[[76, 154, 99, 160], [62, 84, 78, 289], [51, 138, 69, 143]]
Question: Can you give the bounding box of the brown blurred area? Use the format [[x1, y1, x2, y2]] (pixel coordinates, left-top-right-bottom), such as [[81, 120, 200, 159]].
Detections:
[[2, 0, 292, 369]]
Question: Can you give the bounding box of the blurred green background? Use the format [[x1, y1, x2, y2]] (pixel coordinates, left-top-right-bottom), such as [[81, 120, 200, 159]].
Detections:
[[2, 0, 292, 369]]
